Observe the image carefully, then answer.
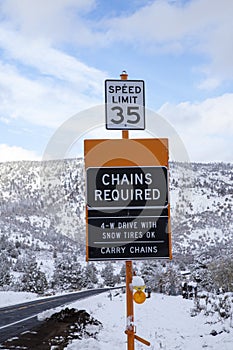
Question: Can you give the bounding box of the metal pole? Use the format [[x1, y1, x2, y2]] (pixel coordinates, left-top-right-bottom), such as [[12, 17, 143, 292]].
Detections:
[[119, 70, 151, 349], [125, 260, 135, 350], [120, 71, 134, 350], [121, 70, 129, 140]]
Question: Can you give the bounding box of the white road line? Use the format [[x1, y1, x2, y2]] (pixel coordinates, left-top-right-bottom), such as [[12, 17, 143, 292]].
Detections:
[[0, 313, 39, 330]]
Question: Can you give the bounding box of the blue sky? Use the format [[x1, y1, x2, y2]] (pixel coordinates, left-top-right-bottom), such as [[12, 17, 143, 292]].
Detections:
[[0, 0, 232, 162]]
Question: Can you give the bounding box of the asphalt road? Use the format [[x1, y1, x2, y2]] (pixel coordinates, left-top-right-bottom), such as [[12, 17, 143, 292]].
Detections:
[[0, 287, 120, 343]]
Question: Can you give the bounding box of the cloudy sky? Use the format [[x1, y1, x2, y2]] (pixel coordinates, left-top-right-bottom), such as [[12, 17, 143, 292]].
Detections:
[[0, 0, 232, 162]]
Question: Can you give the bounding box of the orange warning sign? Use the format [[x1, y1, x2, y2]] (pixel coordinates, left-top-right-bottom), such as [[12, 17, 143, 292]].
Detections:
[[84, 138, 172, 261]]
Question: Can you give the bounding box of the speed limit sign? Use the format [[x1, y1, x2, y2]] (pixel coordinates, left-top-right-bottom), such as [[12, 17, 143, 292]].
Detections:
[[105, 80, 145, 130]]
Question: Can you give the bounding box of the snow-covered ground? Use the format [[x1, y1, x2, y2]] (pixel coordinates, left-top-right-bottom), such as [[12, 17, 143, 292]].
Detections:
[[65, 292, 233, 350], [0, 291, 39, 307], [1, 291, 232, 349]]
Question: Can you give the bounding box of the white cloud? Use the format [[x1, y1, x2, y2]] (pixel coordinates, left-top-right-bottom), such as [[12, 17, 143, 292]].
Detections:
[[197, 78, 220, 91], [0, 0, 104, 49], [0, 0, 232, 163], [0, 61, 98, 128], [158, 93, 233, 162], [159, 93, 233, 135], [0, 27, 106, 128], [102, 0, 233, 87], [0, 27, 105, 94], [0, 144, 40, 162], [1, 0, 233, 90], [0, 0, 96, 43], [188, 135, 232, 163], [0, 1, 107, 129]]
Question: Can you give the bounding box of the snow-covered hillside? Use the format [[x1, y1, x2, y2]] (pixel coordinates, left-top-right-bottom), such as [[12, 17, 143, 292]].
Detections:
[[0, 159, 232, 297], [170, 162, 233, 257], [0, 159, 85, 242]]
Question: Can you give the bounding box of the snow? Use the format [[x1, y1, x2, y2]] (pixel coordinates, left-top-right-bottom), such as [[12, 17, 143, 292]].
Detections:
[[63, 292, 233, 350], [189, 227, 223, 242], [37, 306, 63, 321], [0, 290, 81, 309], [0, 291, 38, 307], [132, 276, 145, 288], [1, 290, 233, 349]]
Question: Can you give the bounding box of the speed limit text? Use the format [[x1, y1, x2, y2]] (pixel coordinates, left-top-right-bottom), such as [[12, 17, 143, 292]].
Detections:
[[107, 84, 141, 104]]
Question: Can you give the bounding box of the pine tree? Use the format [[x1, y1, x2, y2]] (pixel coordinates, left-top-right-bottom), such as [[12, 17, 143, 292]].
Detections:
[[209, 257, 233, 292], [120, 263, 126, 282], [82, 263, 98, 288], [162, 263, 182, 295], [140, 260, 158, 291], [52, 254, 84, 291], [21, 260, 48, 294], [141, 261, 181, 295], [0, 252, 12, 287], [101, 262, 118, 287]]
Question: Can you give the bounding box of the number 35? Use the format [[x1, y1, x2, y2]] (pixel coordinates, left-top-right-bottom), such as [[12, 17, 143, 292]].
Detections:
[[111, 106, 140, 125]]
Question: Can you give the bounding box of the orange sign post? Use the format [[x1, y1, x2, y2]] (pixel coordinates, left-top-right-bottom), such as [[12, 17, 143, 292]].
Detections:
[[121, 96, 149, 349], [84, 72, 172, 350], [120, 83, 135, 350], [125, 260, 135, 350]]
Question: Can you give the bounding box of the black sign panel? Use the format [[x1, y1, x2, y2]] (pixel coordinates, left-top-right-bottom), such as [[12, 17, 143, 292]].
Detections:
[[86, 166, 168, 209], [86, 166, 170, 261]]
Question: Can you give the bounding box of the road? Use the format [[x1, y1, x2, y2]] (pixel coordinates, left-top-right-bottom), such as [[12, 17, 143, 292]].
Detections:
[[0, 287, 120, 343]]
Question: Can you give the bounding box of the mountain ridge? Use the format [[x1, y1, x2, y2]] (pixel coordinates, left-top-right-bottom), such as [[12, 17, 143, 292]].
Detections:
[[0, 158, 232, 293]]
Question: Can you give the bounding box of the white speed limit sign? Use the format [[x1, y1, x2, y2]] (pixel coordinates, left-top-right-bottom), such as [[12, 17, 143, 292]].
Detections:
[[105, 80, 145, 130]]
